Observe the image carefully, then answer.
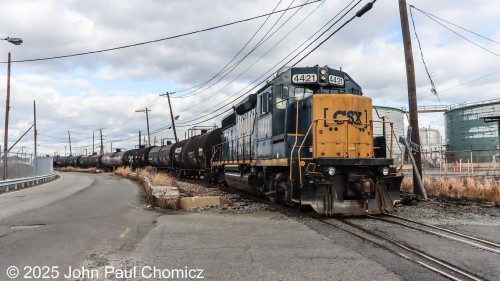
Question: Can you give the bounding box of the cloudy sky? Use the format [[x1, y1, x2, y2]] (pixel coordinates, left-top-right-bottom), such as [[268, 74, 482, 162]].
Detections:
[[1, 0, 499, 156]]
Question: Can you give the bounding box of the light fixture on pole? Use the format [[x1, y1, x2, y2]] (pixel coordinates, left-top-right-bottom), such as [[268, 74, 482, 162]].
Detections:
[[2, 37, 23, 45], [2, 36, 23, 180]]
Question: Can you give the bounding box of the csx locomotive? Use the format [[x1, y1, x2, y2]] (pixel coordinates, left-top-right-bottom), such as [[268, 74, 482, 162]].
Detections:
[[54, 65, 403, 215]]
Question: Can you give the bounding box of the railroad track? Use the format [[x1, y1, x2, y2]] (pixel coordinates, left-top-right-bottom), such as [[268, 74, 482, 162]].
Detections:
[[179, 179, 492, 280], [367, 214, 500, 255], [317, 217, 485, 281]]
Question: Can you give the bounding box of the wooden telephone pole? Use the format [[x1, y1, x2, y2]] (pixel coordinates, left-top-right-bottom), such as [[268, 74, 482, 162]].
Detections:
[[399, 0, 424, 197], [135, 108, 151, 146], [160, 92, 179, 143]]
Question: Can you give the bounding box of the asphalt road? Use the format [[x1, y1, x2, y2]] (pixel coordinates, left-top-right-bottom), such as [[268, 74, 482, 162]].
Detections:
[[0, 172, 158, 281]]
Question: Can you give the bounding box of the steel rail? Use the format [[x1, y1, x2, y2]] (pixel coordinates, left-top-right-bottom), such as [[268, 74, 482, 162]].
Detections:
[[384, 214, 500, 251], [317, 217, 483, 281]]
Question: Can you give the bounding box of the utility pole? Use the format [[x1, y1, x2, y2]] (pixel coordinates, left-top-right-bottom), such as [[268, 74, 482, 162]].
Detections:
[[135, 108, 151, 146], [399, 0, 423, 195], [92, 131, 95, 154], [33, 101, 37, 157], [3, 53, 11, 180], [160, 92, 179, 143], [100, 128, 104, 154], [68, 131, 72, 156]]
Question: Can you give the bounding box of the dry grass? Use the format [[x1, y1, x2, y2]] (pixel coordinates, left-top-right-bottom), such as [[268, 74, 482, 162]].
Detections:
[[402, 176, 500, 204], [114, 166, 132, 177], [58, 166, 77, 172], [152, 172, 178, 186], [113, 167, 180, 209], [88, 167, 101, 174]]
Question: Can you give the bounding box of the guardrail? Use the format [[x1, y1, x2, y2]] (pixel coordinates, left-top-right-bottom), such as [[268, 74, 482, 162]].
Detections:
[[0, 173, 59, 193]]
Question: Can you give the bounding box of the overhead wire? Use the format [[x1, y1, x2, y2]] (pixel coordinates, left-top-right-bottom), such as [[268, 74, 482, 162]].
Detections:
[[153, 0, 366, 134], [47, 0, 374, 148], [148, 0, 316, 132], [2, 0, 322, 64], [150, 0, 334, 133], [171, 0, 362, 128], [171, 0, 288, 99], [146, 0, 293, 130], [408, 5, 440, 104], [410, 5, 500, 101]]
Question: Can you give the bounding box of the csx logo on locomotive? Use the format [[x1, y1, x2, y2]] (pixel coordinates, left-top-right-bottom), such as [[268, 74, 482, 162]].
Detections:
[[324, 109, 363, 125]]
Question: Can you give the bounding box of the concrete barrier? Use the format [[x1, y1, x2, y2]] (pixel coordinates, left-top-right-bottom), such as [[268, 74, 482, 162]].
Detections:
[[179, 196, 233, 210]]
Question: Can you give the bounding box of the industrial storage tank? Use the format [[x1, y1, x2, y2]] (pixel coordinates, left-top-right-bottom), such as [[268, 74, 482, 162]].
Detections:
[[445, 99, 500, 162], [419, 128, 442, 146], [372, 106, 405, 163]]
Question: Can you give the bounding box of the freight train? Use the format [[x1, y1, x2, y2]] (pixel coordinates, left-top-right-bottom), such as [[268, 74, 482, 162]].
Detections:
[[54, 65, 404, 215]]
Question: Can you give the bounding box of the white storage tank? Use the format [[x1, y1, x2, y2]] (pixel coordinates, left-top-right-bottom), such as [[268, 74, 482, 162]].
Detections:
[[373, 106, 405, 163]]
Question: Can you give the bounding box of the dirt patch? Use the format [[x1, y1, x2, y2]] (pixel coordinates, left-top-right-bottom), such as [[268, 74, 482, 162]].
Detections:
[[395, 197, 500, 226]]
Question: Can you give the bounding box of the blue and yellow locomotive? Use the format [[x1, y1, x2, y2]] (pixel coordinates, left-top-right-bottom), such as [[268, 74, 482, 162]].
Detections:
[[212, 65, 403, 215]]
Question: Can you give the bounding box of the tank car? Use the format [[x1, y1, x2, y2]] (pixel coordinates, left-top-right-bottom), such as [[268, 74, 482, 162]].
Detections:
[[182, 128, 222, 178], [149, 143, 175, 170], [211, 65, 404, 215], [132, 146, 156, 168], [88, 153, 103, 168], [78, 155, 93, 168], [102, 150, 126, 170]]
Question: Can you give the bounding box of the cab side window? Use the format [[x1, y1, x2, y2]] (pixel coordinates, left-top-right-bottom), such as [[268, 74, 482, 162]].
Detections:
[[260, 86, 272, 114], [294, 87, 313, 100], [275, 85, 289, 109]]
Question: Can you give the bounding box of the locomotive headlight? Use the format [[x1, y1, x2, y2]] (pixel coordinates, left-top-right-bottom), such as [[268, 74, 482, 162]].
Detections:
[[327, 166, 336, 176], [320, 75, 327, 81], [381, 166, 390, 176], [320, 69, 327, 75]]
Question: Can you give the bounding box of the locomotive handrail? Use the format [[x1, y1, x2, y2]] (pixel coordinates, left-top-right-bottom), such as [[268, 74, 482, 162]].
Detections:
[[295, 118, 319, 186], [295, 118, 353, 186], [214, 133, 255, 162], [294, 118, 401, 186], [286, 96, 299, 183], [371, 119, 402, 159], [371, 119, 404, 173]]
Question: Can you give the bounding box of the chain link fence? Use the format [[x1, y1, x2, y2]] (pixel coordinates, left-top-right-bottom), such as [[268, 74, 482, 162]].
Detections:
[[402, 148, 500, 178], [0, 152, 53, 180]]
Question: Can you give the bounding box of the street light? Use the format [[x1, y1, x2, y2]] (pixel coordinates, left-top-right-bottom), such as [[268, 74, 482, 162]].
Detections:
[[3, 36, 23, 180], [2, 37, 23, 45]]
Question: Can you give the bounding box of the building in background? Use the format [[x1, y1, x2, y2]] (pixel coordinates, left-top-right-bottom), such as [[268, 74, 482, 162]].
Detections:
[[419, 127, 444, 166], [445, 99, 500, 163], [373, 106, 405, 163]]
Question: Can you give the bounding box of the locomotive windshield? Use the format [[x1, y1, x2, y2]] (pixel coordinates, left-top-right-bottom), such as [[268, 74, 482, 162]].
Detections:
[[292, 85, 361, 101]]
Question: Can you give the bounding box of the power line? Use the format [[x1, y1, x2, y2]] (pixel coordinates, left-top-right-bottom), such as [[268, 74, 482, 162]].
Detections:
[[2, 0, 322, 64], [48, 0, 373, 148], [172, 0, 363, 128], [411, 6, 500, 46], [172, 0, 311, 101], [409, 5, 440, 103], [171, 0, 289, 98], [166, 0, 368, 130], [410, 5, 500, 60]]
